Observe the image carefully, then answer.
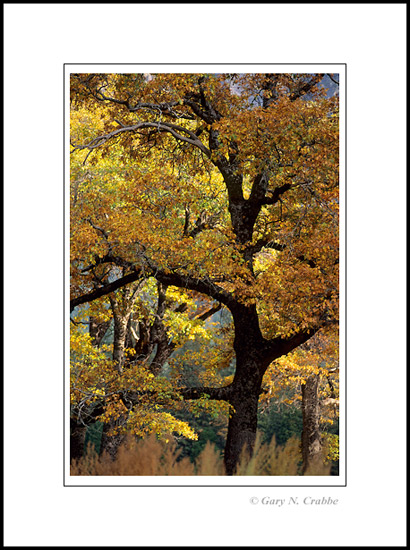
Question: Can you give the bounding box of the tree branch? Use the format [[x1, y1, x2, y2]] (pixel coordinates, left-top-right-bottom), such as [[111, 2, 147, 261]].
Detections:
[[261, 183, 292, 206], [194, 302, 222, 322], [177, 384, 233, 401], [71, 261, 237, 313], [289, 75, 323, 101], [154, 270, 236, 310], [266, 326, 321, 363], [70, 269, 142, 312], [327, 74, 339, 86], [71, 121, 211, 159]]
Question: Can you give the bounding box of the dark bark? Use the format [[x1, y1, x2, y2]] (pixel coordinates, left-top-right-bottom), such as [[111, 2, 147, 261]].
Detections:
[[177, 384, 233, 401], [195, 302, 222, 322], [70, 418, 86, 461], [108, 278, 144, 371], [222, 303, 268, 474], [73, 277, 324, 474], [222, 304, 322, 475], [225, 391, 260, 475], [144, 283, 173, 375], [131, 317, 151, 358], [100, 302, 130, 454], [70, 268, 142, 312], [301, 374, 322, 473], [224, 350, 265, 476]]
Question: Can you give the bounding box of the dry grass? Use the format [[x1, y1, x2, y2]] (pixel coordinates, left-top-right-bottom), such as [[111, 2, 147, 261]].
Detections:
[[71, 433, 331, 476]]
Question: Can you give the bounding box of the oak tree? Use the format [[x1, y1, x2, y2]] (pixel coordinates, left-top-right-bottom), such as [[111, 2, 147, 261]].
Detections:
[[70, 73, 339, 475]]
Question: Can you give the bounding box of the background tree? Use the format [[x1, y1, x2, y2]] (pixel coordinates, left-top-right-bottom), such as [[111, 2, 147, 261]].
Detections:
[[70, 73, 339, 474], [260, 329, 339, 472]]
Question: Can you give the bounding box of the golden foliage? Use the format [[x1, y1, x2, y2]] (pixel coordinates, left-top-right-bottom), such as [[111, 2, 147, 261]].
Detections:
[[70, 326, 198, 441]]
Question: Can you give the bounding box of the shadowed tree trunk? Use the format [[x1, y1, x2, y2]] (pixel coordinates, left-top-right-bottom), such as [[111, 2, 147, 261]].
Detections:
[[71, 274, 322, 474], [225, 390, 260, 475], [143, 283, 175, 376], [223, 304, 266, 474], [222, 300, 322, 475], [99, 282, 140, 456], [70, 418, 86, 461], [101, 281, 177, 458]]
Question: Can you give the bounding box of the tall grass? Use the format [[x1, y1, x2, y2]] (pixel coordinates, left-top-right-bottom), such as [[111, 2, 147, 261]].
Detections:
[[71, 433, 330, 476]]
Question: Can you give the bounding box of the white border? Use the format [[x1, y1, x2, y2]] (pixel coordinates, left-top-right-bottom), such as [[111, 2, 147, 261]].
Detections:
[[5, 4, 406, 547], [64, 64, 346, 487]]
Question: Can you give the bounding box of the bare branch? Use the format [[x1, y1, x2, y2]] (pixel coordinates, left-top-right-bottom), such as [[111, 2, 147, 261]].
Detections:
[[327, 73, 340, 86]]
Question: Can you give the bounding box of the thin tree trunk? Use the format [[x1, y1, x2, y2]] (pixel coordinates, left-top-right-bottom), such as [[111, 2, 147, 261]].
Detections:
[[100, 287, 136, 455], [112, 314, 129, 373], [109, 291, 134, 373], [301, 374, 322, 473]]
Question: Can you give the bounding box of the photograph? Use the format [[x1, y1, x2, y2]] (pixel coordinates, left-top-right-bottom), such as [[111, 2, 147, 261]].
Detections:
[[4, 4, 406, 547], [68, 69, 342, 480]]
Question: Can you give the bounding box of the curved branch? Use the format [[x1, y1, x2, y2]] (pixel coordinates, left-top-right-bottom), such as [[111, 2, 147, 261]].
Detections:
[[71, 121, 211, 158], [194, 302, 222, 321], [153, 270, 236, 311], [327, 74, 340, 86]]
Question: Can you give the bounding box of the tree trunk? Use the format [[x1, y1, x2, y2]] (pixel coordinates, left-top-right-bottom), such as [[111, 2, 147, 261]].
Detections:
[[112, 314, 129, 373], [109, 292, 133, 373], [224, 391, 260, 475], [223, 307, 267, 475], [100, 292, 133, 455], [301, 374, 322, 473]]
